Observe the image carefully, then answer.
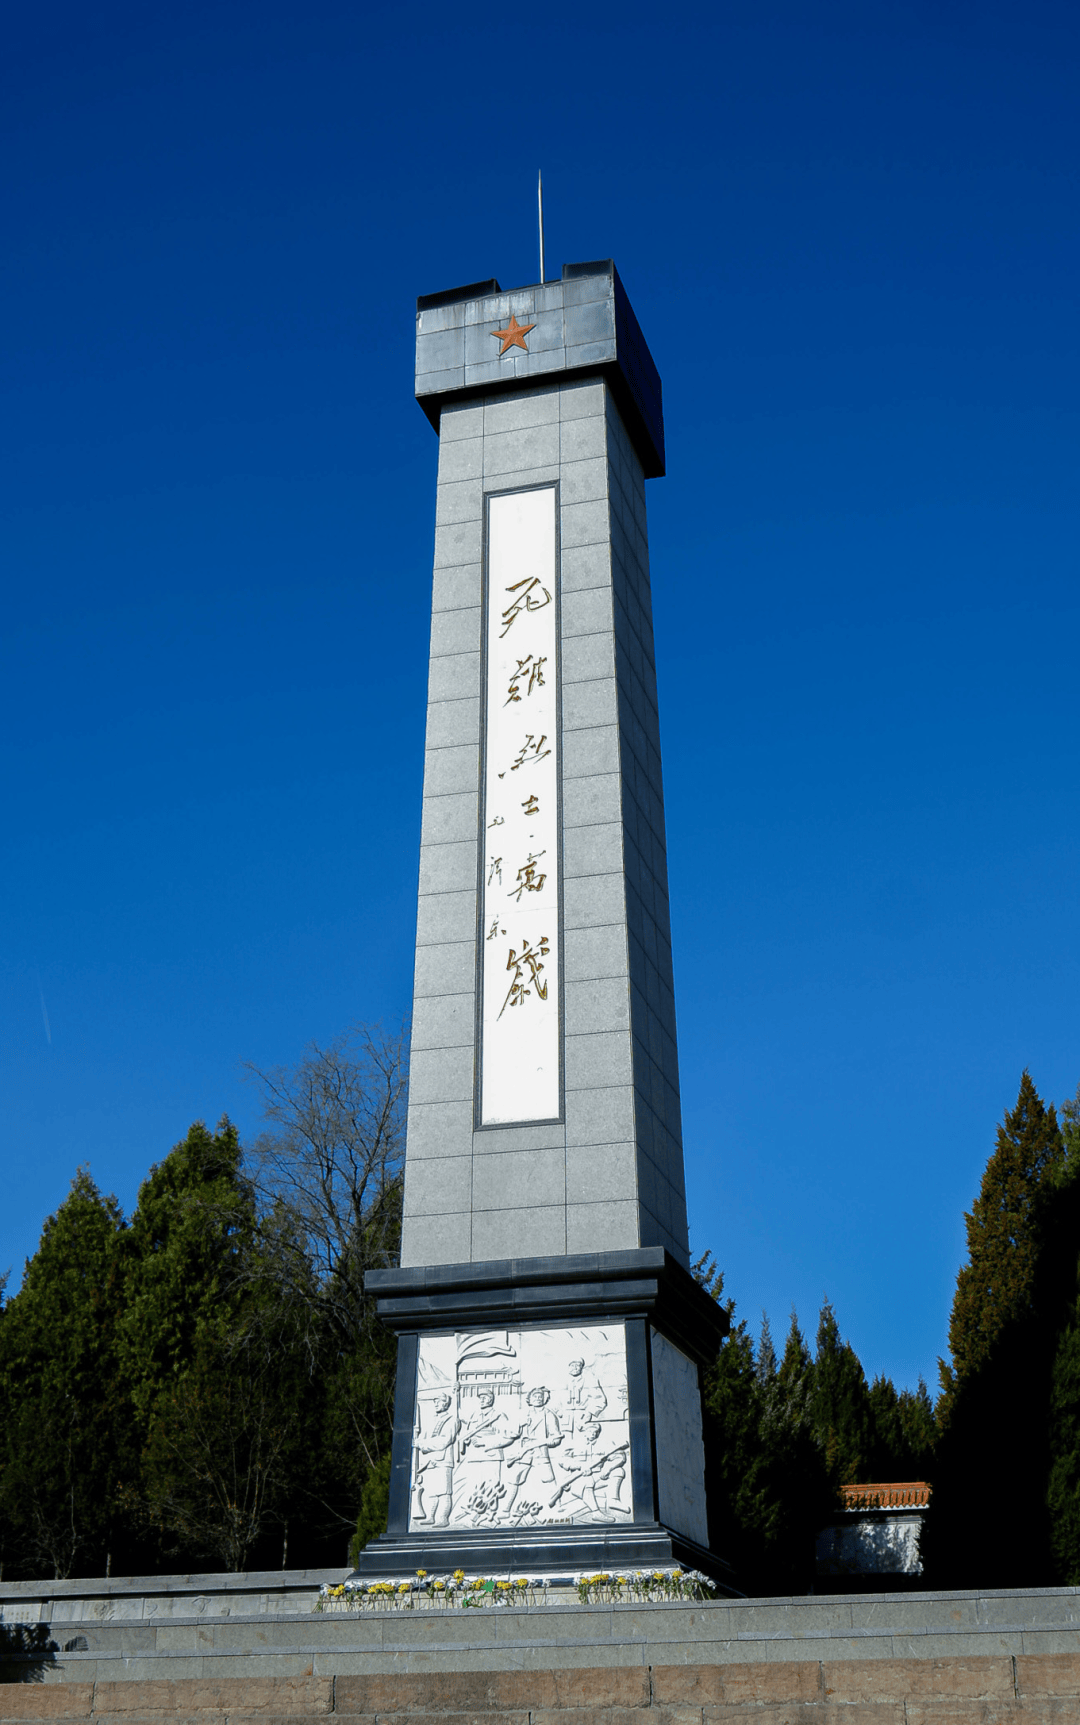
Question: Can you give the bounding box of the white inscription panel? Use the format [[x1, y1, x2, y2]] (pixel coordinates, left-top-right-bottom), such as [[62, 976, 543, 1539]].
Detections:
[[410, 1323, 632, 1531], [480, 487, 559, 1125]]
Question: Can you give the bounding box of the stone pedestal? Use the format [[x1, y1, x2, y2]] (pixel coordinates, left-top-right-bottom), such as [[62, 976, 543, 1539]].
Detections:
[[355, 262, 731, 1587]]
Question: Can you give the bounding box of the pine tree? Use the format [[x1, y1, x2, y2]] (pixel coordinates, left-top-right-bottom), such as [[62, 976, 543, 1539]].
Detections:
[[756, 1313, 778, 1388], [810, 1299, 873, 1487], [940, 1070, 1064, 1421], [120, 1120, 313, 1571], [867, 1375, 936, 1480], [925, 1072, 1069, 1586], [701, 1294, 831, 1594], [0, 1171, 132, 1578]]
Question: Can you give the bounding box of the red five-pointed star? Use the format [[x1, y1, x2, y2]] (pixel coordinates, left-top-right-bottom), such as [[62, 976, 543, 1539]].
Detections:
[[490, 312, 536, 355]]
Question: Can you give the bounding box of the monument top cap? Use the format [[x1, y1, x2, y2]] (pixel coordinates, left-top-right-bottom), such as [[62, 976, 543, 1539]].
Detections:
[[414, 259, 665, 478]]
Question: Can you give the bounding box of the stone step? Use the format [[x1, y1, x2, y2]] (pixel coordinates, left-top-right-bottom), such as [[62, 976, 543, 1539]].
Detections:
[[3, 1653, 1080, 1721]]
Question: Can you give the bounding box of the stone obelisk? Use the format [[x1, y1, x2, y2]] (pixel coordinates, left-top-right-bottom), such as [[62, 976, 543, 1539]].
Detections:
[[360, 261, 730, 1585]]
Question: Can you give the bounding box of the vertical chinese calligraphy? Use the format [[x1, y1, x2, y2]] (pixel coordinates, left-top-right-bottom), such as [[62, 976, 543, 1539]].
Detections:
[[480, 488, 559, 1123]]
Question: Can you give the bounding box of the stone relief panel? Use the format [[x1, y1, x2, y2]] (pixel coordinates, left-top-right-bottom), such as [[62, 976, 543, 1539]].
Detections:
[[409, 1323, 632, 1531]]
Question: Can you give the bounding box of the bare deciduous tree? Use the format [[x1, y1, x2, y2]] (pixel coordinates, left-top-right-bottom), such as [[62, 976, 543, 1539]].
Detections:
[[242, 1022, 408, 1472]]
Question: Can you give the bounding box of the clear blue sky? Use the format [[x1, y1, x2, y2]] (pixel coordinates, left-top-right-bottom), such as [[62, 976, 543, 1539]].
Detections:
[[3, 0, 1078, 1395]]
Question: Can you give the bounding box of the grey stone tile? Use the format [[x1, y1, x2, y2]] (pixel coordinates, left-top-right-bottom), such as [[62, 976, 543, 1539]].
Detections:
[[559, 540, 610, 593], [563, 921, 629, 985], [563, 677, 619, 732], [439, 402, 485, 441], [560, 1082, 641, 1157], [561, 497, 611, 548], [560, 455, 609, 506], [562, 630, 616, 688], [483, 423, 560, 475], [417, 837, 476, 897], [485, 462, 560, 495], [565, 1140, 637, 1205], [563, 771, 622, 830], [559, 414, 609, 463], [424, 696, 480, 753], [416, 363, 466, 397], [406, 1098, 474, 1160], [558, 377, 607, 418], [435, 477, 482, 527], [471, 1205, 566, 1259], [564, 1027, 635, 1092], [566, 1198, 640, 1254], [409, 991, 475, 1053], [403, 1155, 472, 1218], [567, 338, 620, 369], [400, 1210, 471, 1269], [463, 291, 515, 325], [414, 887, 476, 947], [561, 274, 613, 310], [471, 1147, 565, 1210], [429, 604, 481, 659], [436, 436, 483, 483], [564, 975, 631, 1037], [563, 723, 621, 779], [415, 327, 465, 374], [420, 791, 479, 849], [407, 1044, 474, 1107], [427, 649, 480, 704], [483, 389, 561, 434], [567, 297, 616, 345], [562, 584, 615, 639], [472, 1122, 566, 1155], [431, 564, 482, 614], [433, 519, 483, 569], [422, 742, 479, 800], [562, 819, 623, 878], [417, 301, 465, 335], [563, 871, 626, 930]]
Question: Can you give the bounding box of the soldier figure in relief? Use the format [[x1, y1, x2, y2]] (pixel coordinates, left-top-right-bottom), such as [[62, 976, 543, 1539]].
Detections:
[[458, 1389, 516, 1482], [502, 1386, 562, 1516], [564, 1356, 607, 1432], [412, 1392, 459, 1527], [553, 1420, 630, 1519]]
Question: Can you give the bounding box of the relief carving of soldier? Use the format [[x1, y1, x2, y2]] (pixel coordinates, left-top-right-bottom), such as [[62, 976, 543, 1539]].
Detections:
[[503, 1386, 562, 1516], [412, 1391, 459, 1527], [457, 1389, 517, 1479], [552, 1419, 630, 1519], [563, 1356, 607, 1431]]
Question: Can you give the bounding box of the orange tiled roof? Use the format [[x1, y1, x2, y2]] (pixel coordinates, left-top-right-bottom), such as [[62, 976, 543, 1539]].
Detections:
[[839, 1481, 931, 1511]]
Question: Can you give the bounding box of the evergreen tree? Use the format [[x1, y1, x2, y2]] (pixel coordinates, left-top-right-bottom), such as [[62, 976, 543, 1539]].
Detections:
[[0, 1171, 132, 1578], [867, 1375, 936, 1480], [120, 1120, 314, 1572], [776, 1309, 814, 1428], [118, 1120, 256, 1422], [810, 1298, 873, 1486], [926, 1072, 1070, 1587], [701, 1283, 831, 1595], [939, 1069, 1064, 1422]]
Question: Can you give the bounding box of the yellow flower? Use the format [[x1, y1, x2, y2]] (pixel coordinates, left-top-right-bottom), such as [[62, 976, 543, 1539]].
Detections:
[[416, 1568, 427, 1577], [453, 1568, 465, 1582]]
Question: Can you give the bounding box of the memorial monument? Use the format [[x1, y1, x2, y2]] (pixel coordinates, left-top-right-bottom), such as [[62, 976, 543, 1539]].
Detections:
[[358, 259, 731, 1586]]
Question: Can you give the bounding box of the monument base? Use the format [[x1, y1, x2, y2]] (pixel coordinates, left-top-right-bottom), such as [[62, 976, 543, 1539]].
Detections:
[[361, 1249, 734, 1591], [350, 1519, 737, 1591]]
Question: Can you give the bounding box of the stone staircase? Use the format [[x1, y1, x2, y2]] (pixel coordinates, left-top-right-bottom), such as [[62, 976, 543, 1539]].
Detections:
[[3, 1571, 1080, 1719]]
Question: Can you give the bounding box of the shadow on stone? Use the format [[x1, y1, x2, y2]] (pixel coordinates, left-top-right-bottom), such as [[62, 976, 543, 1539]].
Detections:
[[0, 1622, 59, 1683]]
